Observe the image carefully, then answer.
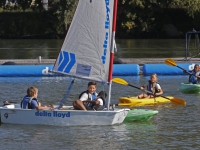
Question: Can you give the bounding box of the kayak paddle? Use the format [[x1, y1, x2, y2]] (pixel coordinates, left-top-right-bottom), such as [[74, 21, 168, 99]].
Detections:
[[112, 78, 186, 105], [165, 58, 193, 75]]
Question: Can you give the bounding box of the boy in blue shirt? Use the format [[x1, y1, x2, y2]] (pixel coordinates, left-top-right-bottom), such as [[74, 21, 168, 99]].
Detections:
[[21, 86, 54, 110]]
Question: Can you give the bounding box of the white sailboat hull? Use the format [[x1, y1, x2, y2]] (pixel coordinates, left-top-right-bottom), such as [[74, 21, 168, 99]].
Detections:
[[0, 104, 129, 126]]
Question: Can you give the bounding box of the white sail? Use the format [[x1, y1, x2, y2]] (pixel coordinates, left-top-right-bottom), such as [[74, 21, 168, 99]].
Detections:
[[52, 0, 114, 83]]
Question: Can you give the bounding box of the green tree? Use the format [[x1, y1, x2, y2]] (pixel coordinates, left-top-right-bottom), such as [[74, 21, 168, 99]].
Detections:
[[117, 0, 157, 38], [157, 0, 200, 17], [182, 0, 200, 17], [49, 0, 78, 35]]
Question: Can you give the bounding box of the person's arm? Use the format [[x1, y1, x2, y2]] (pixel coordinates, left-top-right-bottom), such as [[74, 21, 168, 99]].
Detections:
[[83, 98, 103, 105], [154, 84, 163, 96], [140, 85, 146, 90], [196, 72, 200, 78], [32, 101, 54, 110], [95, 98, 103, 105], [79, 93, 89, 101], [35, 105, 54, 110], [155, 88, 163, 96], [82, 100, 97, 104]]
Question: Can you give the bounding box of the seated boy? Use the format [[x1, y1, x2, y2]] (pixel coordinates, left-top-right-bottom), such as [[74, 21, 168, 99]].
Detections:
[[73, 82, 98, 110], [21, 86, 54, 110]]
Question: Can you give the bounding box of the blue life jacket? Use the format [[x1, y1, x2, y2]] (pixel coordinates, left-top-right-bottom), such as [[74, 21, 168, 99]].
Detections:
[[79, 90, 97, 100], [147, 80, 159, 95], [79, 90, 103, 109], [21, 95, 39, 109], [189, 70, 200, 84]]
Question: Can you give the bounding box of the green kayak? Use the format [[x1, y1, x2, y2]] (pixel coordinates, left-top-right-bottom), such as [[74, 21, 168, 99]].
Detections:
[[179, 83, 200, 93], [123, 109, 158, 122]]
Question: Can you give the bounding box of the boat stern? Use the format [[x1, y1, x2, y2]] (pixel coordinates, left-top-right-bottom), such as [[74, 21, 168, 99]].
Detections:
[[111, 108, 130, 124]]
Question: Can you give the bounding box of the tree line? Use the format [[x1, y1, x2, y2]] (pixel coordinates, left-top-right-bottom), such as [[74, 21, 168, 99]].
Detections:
[[0, 0, 200, 39]]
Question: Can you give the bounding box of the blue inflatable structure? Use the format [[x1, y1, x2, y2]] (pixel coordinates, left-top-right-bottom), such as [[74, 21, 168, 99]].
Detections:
[[0, 65, 54, 77], [0, 64, 140, 77], [1, 63, 198, 77], [143, 63, 198, 75], [113, 64, 140, 76]]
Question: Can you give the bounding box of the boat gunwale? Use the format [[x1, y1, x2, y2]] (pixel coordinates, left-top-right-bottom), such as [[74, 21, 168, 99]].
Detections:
[[0, 105, 130, 113]]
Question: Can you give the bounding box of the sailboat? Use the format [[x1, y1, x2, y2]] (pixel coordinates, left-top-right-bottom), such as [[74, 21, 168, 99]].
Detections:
[[0, 0, 130, 126]]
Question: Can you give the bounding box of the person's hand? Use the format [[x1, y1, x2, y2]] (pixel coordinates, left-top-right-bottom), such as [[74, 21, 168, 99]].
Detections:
[[140, 87, 144, 90], [49, 107, 54, 110], [153, 93, 157, 97], [183, 68, 187, 73]]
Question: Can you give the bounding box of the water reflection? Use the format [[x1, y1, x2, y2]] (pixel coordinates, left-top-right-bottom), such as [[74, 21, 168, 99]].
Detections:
[[0, 39, 186, 59], [0, 39, 61, 59]]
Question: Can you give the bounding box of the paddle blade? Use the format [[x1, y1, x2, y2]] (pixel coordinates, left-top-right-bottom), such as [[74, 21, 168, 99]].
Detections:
[[170, 97, 186, 105], [112, 78, 128, 86], [165, 58, 177, 67]]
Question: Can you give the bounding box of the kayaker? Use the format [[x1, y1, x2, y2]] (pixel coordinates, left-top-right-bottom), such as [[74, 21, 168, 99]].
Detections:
[[137, 73, 163, 98], [21, 86, 54, 110], [183, 64, 200, 84]]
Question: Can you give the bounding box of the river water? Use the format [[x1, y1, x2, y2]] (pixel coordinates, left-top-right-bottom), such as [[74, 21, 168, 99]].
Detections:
[[0, 75, 200, 149], [0, 39, 200, 149]]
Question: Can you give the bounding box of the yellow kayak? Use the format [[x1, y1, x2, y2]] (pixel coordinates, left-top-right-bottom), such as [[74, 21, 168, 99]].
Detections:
[[119, 96, 174, 107]]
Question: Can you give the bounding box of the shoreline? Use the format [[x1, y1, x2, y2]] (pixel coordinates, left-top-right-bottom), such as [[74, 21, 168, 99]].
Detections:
[[0, 58, 200, 65]]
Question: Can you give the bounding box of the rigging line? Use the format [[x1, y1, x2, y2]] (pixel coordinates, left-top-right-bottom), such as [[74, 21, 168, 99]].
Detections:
[[57, 78, 75, 109]]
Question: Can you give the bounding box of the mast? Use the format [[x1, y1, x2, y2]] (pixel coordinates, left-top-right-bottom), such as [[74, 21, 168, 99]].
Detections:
[[107, 0, 118, 109]]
